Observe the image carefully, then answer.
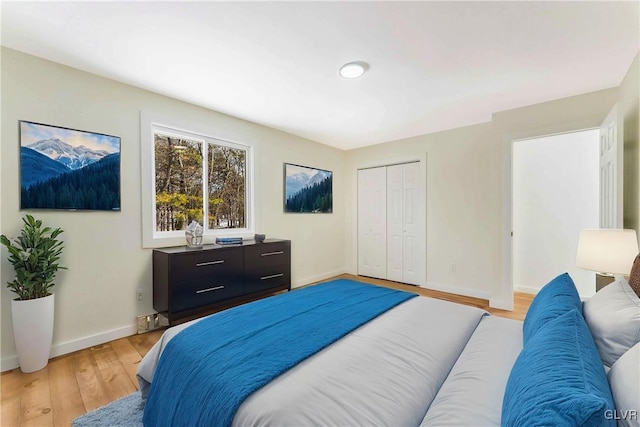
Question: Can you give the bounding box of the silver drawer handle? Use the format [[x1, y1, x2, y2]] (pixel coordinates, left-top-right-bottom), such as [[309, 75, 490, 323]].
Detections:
[[261, 273, 284, 280], [196, 285, 225, 294], [196, 260, 225, 267], [261, 251, 284, 257]]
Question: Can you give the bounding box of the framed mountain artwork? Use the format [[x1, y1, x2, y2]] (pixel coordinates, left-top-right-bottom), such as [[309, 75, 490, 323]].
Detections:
[[284, 163, 333, 213], [19, 121, 121, 211]]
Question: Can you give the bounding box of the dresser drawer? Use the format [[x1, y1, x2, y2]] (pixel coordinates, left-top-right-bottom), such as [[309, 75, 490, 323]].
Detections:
[[170, 247, 242, 283], [244, 242, 290, 269], [171, 278, 243, 313], [245, 265, 291, 294], [154, 240, 291, 324]]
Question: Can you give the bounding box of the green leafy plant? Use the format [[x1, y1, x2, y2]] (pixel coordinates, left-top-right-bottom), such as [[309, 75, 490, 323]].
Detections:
[[0, 215, 66, 300]]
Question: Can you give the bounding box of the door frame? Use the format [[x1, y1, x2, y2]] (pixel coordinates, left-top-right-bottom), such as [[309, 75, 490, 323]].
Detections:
[[498, 126, 599, 310]]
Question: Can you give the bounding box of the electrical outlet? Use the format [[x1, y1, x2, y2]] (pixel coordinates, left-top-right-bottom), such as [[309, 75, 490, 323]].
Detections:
[[450, 263, 457, 273], [136, 289, 143, 301]]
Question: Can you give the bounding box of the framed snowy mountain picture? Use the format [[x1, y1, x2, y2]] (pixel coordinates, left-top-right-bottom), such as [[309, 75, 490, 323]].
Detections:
[[19, 121, 121, 211], [284, 163, 332, 213]]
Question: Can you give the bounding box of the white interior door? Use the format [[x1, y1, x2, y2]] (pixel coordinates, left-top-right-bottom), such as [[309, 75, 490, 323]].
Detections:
[[358, 167, 387, 279], [599, 104, 623, 228]]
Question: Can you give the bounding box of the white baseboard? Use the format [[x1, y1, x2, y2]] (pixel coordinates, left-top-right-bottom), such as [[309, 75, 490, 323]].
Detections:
[[420, 282, 491, 301], [514, 285, 539, 295], [292, 269, 349, 288], [1, 323, 137, 372]]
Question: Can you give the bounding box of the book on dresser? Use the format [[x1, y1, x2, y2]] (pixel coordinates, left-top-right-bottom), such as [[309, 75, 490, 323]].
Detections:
[[153, 239, 291, 324]]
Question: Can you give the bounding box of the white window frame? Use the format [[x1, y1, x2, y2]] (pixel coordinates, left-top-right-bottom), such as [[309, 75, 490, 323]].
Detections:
[[141, 111, 254, 248]]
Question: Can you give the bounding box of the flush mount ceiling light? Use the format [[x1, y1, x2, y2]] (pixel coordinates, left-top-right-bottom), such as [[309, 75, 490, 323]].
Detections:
[[339, 61, 368, 79]]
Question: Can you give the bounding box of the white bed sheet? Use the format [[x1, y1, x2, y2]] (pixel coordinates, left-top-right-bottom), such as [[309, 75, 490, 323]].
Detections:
[[421, 315, 523, 426]]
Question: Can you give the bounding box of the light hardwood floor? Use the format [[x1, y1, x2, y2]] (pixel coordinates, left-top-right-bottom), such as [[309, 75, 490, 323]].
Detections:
[[338, 274, 533, 321], [1, 275, 533, 426]]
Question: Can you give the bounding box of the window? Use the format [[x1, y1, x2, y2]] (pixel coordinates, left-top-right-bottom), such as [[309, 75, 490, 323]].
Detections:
[[142, 113, 253, 247]]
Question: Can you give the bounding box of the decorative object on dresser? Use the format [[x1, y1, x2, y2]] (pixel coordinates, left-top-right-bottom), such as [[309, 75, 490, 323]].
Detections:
[[1, 215, 66, 373], [215, 236, 243, 245], [576, 228, 638, 291], [153, 239, 291, 324], [184, 220, 203, 248]]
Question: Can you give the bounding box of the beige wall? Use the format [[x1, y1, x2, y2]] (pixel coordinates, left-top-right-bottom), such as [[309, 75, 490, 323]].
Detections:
[[345, 122, 498, 299], [345, 87, 621, 308], [2, 45, 638, 369], [0, 48, 346, 370]]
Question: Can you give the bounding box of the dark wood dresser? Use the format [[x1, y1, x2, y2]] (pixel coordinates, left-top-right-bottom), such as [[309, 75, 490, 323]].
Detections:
[[153, 239, 291, 324]]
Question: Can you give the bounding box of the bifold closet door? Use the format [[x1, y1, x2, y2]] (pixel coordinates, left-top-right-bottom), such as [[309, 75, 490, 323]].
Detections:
[[387, 163, 419, 285], [357, 167, 387, 279]]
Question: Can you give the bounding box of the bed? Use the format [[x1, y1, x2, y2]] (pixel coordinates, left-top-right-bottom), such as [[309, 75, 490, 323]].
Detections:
[[137, 275, 640, 427]]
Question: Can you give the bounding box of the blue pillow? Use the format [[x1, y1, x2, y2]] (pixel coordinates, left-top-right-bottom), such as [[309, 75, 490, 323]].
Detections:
[[523, 273, 581, 344], [502, 309, 615, 427]]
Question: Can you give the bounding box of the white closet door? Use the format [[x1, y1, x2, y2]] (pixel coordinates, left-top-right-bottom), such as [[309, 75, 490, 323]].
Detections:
[[358, 167, 387, 279], [387, 165, 404, 282], [387, 163, 420, 285], [402, 162, 420, 285]]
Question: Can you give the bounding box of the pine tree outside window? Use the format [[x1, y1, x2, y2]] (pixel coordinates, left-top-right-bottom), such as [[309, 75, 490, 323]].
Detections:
[[141, 114, 253, 248]]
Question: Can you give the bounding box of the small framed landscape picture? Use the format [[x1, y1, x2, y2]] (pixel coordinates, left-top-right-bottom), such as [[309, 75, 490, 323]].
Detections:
[[19, 120, 121, 211], [284, 163, 333, 213]]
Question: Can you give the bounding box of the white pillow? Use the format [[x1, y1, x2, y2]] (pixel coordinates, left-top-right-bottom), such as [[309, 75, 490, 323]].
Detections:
[[607, 343, 640, 427], [583, 278, 640, 367]]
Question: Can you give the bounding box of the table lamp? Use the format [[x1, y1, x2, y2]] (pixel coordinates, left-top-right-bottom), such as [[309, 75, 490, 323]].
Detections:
[[576, 229, 639, 291]]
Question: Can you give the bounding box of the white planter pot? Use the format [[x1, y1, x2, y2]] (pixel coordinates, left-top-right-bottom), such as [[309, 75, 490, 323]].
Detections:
[[11, 293, 55, 373]]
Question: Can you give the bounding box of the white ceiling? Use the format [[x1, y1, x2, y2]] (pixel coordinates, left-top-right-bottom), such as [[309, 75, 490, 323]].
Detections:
[[1, 1, 638, 150]]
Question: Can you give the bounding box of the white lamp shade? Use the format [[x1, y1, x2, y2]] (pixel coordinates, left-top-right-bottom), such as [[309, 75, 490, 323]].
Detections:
[[576, 229, 639, 275]]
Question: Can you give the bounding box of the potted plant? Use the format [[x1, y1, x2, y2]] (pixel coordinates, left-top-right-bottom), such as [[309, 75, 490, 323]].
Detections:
[[1, 214, 66, 373]]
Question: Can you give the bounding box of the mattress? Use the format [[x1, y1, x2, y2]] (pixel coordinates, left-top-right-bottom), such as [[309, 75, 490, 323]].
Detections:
[[138, 291, 523, 426]]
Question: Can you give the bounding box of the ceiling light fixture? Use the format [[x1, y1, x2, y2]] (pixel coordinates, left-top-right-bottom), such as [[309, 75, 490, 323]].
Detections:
[[339, 61, 368, 79]]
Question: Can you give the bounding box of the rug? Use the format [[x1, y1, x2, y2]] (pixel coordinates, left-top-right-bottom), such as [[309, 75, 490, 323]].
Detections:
[[72, 391, 143, 427]]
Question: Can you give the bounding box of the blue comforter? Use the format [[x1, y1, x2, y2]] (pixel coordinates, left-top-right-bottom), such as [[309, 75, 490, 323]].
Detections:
[[143, 279, 416, 427]]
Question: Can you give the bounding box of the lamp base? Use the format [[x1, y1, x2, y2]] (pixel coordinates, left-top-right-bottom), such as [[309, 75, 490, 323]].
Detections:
[[595, 273, 616, 292]]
